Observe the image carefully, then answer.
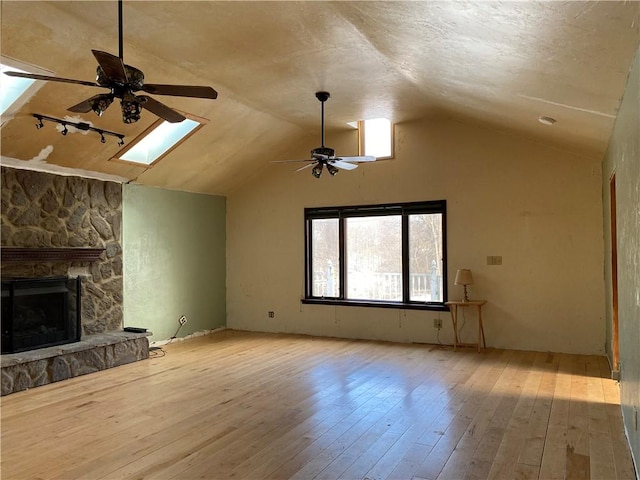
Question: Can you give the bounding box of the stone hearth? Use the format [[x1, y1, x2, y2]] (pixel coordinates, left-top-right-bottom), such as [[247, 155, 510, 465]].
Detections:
[[1, 331, 150, 396]]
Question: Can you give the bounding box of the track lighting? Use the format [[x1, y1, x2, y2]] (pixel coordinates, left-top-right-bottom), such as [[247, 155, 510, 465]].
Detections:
[[32, 114, 125, 146], [312, 163, 324, 178], [326, 164, 338, 176]]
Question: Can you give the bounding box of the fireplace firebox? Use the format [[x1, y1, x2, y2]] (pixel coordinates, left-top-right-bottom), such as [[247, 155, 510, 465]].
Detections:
[[1, 276, 81, 354]]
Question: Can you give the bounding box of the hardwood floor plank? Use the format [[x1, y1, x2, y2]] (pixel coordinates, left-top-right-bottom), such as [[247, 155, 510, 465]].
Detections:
[[435, 349, 510, 479], [566, 445, 591, 480], [538, 353, 573, 480], [0, 330, 635, 480]]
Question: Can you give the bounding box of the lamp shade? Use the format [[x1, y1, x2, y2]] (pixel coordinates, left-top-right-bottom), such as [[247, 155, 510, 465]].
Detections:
[[454, 269, 473, 286]]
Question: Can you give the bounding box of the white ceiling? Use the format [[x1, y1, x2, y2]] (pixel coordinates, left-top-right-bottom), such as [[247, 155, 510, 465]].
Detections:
[[1, 1, 639, 195]]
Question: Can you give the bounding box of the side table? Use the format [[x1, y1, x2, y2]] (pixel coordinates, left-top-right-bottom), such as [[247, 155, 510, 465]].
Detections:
[[445, 300, 487, 352]]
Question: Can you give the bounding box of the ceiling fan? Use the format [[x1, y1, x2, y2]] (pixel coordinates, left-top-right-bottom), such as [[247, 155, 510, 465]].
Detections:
[[3, 0, 217, 124], [273, 91, 376, 178]]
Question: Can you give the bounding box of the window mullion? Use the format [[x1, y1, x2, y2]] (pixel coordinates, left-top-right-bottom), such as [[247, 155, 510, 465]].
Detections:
[[339, 216, 346, 300], [305, 219, 312, 297], [401, 214, 410, 303]]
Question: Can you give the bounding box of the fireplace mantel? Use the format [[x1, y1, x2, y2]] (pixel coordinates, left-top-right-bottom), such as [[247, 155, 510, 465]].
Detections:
[[1, 247, 105, 263]]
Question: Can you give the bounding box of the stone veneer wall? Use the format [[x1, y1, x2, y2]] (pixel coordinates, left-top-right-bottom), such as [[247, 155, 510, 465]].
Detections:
[[1, 167, 123, 333]]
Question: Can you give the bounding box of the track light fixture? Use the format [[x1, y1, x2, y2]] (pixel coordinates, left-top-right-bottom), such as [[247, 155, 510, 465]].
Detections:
[[32, 114, 125, 146]]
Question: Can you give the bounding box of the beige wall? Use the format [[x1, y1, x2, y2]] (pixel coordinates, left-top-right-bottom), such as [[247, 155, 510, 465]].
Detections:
[[227, 117, 605, 355], [602, 46, 640, 470]]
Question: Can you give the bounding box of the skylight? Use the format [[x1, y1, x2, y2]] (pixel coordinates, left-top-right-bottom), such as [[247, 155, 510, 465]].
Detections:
[[1, 58, 49, 122], [0, 65, 34, 115], [115, 117, 203, 166], [361, 118, 393, 159], [348, 117, 394, 159]]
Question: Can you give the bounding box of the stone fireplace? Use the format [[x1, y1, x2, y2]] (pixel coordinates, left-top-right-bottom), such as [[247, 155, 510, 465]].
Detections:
[[1, 167, 148, 395], [1, 167, 124, 332]]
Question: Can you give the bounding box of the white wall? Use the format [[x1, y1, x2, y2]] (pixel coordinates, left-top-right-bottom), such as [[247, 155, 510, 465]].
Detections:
[[227, 117, 605, 354]]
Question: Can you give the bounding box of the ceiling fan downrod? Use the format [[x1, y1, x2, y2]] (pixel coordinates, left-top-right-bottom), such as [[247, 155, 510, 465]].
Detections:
[[118, 0, 124, 60], [316, 91, 330, 148]]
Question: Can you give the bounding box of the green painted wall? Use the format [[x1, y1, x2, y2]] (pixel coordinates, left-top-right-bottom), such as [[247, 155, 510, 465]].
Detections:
[[602, 45, 640, 471], [123, 184, 226, 341]]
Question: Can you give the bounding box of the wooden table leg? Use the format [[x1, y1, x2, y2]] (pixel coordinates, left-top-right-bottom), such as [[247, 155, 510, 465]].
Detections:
[[450, 305, 459, 351], [477, 305, 486, 352]]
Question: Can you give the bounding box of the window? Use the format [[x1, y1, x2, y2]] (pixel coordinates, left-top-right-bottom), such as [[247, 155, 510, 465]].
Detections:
[[112, 113, 206, 167], [359, 118, 394, 159], [1, 58, 50, 122], [304, 200, 447, 310]]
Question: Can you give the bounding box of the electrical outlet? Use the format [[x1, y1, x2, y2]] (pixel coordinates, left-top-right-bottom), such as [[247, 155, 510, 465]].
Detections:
[[268, 311, 275, 318], [487, 255, 503, 265], [179, 315, 187, 325], [433, 318, 442, 329]]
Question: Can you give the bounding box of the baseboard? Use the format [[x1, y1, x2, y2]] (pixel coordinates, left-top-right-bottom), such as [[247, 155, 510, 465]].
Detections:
[[149, 327, 226, 347], [605, 352, 621, 381]]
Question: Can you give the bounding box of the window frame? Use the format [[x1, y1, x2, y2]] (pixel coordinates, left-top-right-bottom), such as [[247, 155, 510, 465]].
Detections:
[[1, 56, 51, 123], [358, 118, 395, 160], [303, 200, 447, 311], [110, 111, 208, 168]]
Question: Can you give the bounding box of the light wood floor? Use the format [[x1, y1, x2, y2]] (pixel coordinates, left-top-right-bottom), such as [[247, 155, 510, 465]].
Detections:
[[1, 330, 636, 480]]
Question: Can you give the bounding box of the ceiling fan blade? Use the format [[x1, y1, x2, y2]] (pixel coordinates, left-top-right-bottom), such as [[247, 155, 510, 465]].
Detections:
[[331, 160, 358, 170], [67, 95, 102, 113], [67, 93, 114, 114], [271, 159, 314, 164], [92, 50, 128, 84], [337, 155, 377, 163], [3, 70, 99, 88], [138, 95, 186, 123], [295, 162, 317, 172], [142, 83, 218, 99]]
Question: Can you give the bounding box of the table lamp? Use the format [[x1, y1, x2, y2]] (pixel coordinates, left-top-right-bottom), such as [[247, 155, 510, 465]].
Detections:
[[454, 268, 473, 302]]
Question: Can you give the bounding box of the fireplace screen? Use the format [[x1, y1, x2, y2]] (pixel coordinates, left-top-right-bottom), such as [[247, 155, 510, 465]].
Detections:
[[1, 276, 81, 354]]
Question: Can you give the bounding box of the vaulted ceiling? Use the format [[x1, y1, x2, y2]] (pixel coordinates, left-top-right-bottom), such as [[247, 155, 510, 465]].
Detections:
[[1, 1, 639, 195]]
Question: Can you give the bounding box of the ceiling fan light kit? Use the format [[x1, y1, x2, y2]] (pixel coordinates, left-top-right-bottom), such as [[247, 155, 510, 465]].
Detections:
[[272, 91, 377, 178], [89, 94, 114, 117]]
